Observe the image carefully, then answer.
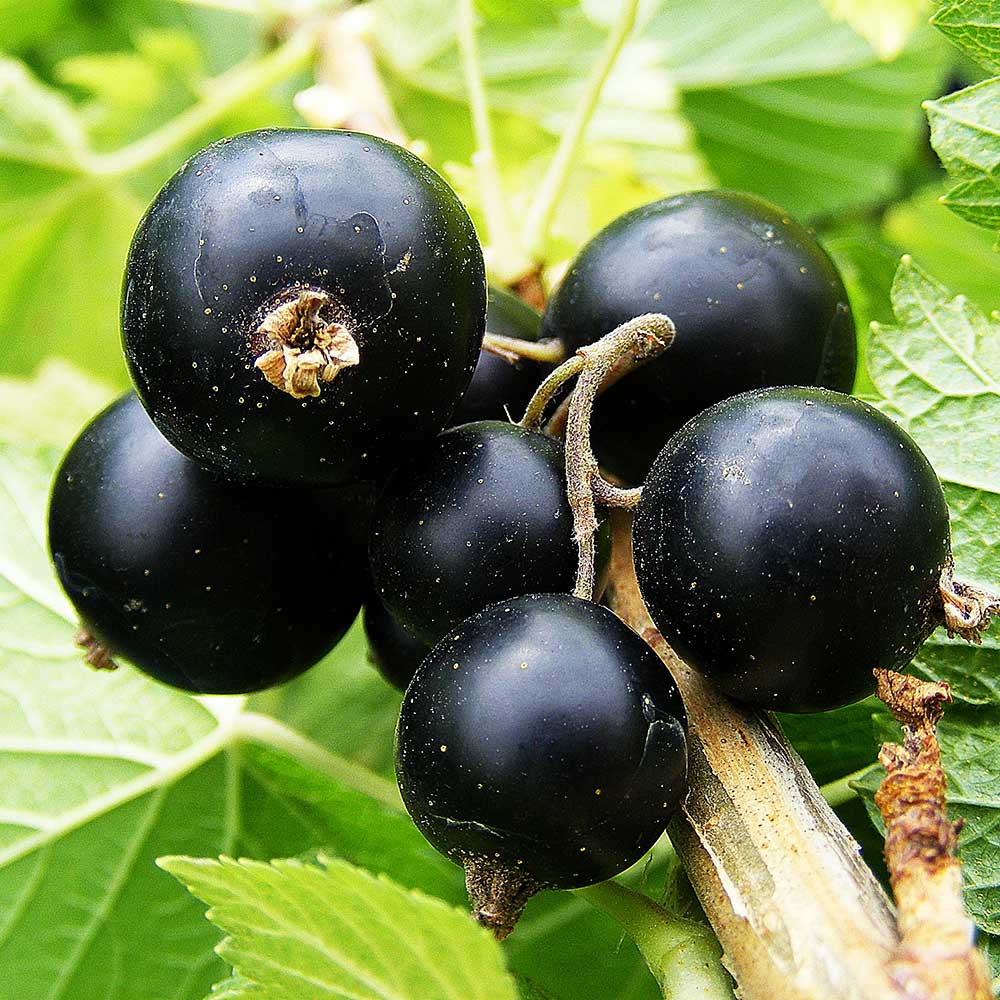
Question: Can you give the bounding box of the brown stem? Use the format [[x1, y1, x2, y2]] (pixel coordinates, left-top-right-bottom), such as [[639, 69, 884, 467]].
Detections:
[[481, 333, 565, 365], [874, 670, 992, 1000], [604, 511, 901, 1000], [938, 562, 999, 644], [562, 314, 675, 599]]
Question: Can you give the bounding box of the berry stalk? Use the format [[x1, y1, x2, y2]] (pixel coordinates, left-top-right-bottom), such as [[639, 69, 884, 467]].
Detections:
[[604, 511, 902, 1000]]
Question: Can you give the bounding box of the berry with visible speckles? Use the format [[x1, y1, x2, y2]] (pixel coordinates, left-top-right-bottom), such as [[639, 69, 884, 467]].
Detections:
[[47, 393, 367, 694], [369, 420, 609, 645], [633, 386, 951, 712], [122, 128, 486, 486], [395, 592, 687, 937], [542, 190, 856, 483]]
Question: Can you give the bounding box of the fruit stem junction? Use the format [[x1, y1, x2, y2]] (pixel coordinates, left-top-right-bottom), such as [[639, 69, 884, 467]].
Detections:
[[253, 289, 360, 399], [532, 313, 675, 601], [464, 857, 540, 942], [938, 562, 999, 644]]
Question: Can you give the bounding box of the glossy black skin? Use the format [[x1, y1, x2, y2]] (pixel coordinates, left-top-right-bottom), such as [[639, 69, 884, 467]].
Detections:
[[542, 191, 857, 483], [370, 420, 608, 645], [634, 387, 951, 712], [48, 394, 367, 694], [451, 286, 543, 425], [123, 129, 486, 486], [396, 593, 688, 888], [363, 595, 430, 691]]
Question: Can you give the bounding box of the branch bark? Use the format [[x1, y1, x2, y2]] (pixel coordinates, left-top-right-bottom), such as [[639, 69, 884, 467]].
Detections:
[[605, 511, 901, 1000], [874, 671, 992, 1000]]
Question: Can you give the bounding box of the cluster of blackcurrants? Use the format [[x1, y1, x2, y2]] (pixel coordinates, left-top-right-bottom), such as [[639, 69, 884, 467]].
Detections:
[[48, 128, 988, 935]]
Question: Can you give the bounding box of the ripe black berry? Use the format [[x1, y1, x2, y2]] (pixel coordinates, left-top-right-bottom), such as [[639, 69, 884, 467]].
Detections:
[[633, 387, 951, 712], [363, 595, 430, 691], [122, 128, 486, 486], [48, 394, 366, 694], [451, 286, 543, 425], [542, 191, 856, 482], [396, 593, 687, 936], [370, 420, 608, 644]]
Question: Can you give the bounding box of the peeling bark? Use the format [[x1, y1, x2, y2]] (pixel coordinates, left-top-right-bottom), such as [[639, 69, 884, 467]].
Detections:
[[874, 670, 991, 1000]]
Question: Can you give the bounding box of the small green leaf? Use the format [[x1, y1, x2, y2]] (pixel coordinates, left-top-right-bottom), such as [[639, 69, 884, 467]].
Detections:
[[932, 0, 1000, 73], [160, 855, 521, 1000], [868, 257, 1000, 703], [926, 78, 1000, 235]]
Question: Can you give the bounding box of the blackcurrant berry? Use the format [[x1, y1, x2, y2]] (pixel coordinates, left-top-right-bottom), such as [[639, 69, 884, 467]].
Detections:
[[633, 387, 951, 713], [396, 593, 687, 936], [451, 286, 543, 425], [122, 128, 486, 486], [363, 594, 430, 691], [48, 394, 367, 694], [369, 420, 608, 644], [541, 191, 856, 483]]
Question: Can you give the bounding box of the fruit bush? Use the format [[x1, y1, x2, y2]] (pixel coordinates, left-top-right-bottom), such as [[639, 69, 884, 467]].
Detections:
[[3, 1, 1000, 999]]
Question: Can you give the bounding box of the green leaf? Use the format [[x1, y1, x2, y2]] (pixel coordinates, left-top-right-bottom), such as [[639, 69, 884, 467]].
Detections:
[[823, 235, 901, 395], [926, 78, 1000, 234], [882, 184, 1000, 315], [0, 0, 72, 52], [0, 367, 466, 999], [778, 698, 888, 786], [932, 0, 1000, 73], [680, 15, 947, 220], [0, 30, 307, 384], [159, 855, 521, 1000], [868, 258, 1000, 703], [204, 976, 260, 999], [820, 0, 929, 59], [475, 0, 574, 25], [854, 701, 1000, 971], [248, 624, 402, 779], [375, 0, 710, 261]]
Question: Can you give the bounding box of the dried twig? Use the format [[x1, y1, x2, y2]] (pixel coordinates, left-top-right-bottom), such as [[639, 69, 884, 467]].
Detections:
[[874, 670, 992, 1000]]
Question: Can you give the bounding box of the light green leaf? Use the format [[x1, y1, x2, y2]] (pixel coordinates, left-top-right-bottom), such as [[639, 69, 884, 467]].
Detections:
[[820, 0, 929, 59], [932, 0, 1000, 73], [926, 77, 1000, 234], [868, 257, 1000, 703], [204, 976, 260, 999], [0, 31, 308, 384], [679, 16, 946, 220], [882, 184, 1000, 316], [0, 367, 463, 1000], [160, 855, 520, 1000], [0, 57, 89, 167], [0, 0, 71, 52]]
